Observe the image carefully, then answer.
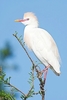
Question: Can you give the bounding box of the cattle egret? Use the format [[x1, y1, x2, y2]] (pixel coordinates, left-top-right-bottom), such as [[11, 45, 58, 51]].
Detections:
[[15, 12, 61, 77]]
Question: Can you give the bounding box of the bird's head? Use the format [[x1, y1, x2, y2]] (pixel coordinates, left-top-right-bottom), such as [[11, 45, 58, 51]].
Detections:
[[15, 12, 39, 27]]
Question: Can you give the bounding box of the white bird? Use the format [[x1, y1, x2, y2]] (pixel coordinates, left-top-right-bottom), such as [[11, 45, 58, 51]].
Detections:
[[15, 12, 61, 77]]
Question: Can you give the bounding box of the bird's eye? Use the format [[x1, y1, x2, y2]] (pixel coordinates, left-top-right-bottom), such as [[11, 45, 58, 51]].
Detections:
[[27, 18, 29, 20]]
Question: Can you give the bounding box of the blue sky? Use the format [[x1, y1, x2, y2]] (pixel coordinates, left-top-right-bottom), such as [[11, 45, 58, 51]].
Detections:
[[0, 0, 67, 100]]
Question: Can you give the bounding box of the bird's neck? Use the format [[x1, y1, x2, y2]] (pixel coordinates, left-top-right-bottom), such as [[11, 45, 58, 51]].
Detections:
[[24, 24, 38, 32], [24, 25, 36, 50], [27, 21, 39, 28]]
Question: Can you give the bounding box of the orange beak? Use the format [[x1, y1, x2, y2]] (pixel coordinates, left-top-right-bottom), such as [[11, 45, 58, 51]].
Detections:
[[15, 18, 29, 22], [15, 19, 25, 22]]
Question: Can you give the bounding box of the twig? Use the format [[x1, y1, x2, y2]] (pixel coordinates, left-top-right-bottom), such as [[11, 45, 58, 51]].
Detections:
[[26, 65, 34, 98], [13, 33, 34, 65], [13, 33, 46, 100], [8, 83, 26, 96], [2, 79, 26, 97], [34, 66, 45, 100]]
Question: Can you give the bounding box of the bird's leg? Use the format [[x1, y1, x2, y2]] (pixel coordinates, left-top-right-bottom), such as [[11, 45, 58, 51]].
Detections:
[[44, 68, 48, 80], [42, 65, 50, 72], [42, 65, 50, 80]]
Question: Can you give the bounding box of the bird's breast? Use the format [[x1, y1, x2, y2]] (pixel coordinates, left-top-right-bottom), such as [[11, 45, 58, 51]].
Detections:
[[24, 32, 32, 50]]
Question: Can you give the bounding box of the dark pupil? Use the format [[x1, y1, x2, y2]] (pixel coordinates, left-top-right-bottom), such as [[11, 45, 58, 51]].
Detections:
[[27, 18, 29, 20]]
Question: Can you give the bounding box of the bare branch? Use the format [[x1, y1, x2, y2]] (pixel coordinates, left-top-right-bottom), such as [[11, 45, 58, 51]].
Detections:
[[13, 33, 34, 65], [2, 79, 26, 97], [13, 33, 46, 100]]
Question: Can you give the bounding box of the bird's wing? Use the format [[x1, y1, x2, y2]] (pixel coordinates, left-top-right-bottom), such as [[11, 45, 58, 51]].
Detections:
[[31, 28, 61, 75]]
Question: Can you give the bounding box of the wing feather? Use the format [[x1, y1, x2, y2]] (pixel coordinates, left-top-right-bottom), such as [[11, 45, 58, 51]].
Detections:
[[31, 28, 61, 75]]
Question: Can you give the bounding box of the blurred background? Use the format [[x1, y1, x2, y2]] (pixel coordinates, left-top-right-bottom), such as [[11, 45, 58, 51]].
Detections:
[[0, 0, 67, 100]]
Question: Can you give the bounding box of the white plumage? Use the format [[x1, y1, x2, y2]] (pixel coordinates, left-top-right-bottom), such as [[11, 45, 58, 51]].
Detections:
[[15, 12, 61, 76]]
